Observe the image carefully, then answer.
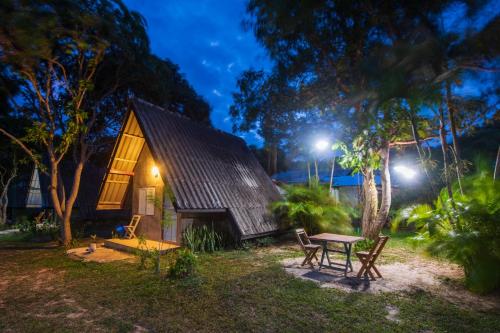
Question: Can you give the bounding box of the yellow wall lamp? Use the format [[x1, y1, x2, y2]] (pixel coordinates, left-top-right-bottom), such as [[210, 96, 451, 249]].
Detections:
[[152, 165, 160, 178]]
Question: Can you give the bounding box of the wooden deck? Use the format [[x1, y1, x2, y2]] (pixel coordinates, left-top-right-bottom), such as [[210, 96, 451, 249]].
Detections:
[[104, 238, 180, 254]]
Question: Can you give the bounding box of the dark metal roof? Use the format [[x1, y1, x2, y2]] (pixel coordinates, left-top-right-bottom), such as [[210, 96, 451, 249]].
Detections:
[[131, 98, 282, 238]]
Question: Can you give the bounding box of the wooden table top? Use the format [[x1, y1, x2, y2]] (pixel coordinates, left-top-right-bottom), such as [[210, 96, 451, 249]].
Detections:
[[309, 233, 364, 244]]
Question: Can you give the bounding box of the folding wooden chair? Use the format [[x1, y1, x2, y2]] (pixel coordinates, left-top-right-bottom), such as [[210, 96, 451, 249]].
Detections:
[[124, 215, 142, 239], [295, 228, 321, 267], [356, 235, 389, 280]]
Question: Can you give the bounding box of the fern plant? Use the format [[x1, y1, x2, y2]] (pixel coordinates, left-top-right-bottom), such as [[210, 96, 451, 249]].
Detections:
[[393, 170, 500, 293], [272, 181, 352, 235]]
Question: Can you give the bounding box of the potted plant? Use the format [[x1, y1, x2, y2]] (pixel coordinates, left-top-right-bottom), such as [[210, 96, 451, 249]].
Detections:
[[89, 234, 98, 252]]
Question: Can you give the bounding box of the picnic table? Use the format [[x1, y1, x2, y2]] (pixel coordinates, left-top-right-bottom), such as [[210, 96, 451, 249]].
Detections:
[[309, 233, 364, 275]]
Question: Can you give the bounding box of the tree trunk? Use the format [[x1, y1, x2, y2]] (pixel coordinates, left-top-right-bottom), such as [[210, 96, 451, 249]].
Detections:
[[373, 142, 391, 237], [409, 111, 436, 195], [446, 82, 464, 194], [60, 161, 84, 246], [438, 104, 454, 200], [361, 167, 378, 239], [0, 194, 7, 225], [307, 161, 311, 184], [0, 163, 17, 225], [49, 157, 79, 246], [272, 145, 278, 175], [58, 171, 66, 212], [329, 157, 335, 193], [0, 182, 12, 225], [266, 146, 272, 175], [494, 146, 500, 181], [446, 81, 461, 161]]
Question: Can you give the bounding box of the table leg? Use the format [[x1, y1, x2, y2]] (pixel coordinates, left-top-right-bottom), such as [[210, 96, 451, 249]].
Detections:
[[319, 242, 326, 270], [325, 244, 332, 267], [344, 243, 353, 274]]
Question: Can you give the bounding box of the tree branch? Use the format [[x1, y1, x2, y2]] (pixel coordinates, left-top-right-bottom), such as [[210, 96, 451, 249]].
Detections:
[[0, 127, 47, 175], [459, 64, 500, 73], [390, 136, 439, 147]]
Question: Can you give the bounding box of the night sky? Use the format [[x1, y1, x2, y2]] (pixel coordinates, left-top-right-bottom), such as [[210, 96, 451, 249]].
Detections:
[[123, 0, 270, 145], [123, 0, 499, 147]]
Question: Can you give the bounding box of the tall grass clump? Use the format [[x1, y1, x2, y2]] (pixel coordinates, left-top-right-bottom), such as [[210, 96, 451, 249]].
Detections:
[[182, 223, 223, 253], [393, 169, 500, 294], [272, 180, 352, 235]]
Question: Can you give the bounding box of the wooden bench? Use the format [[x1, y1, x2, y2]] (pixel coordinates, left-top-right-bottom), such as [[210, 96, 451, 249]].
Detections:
[[356, 235, 389, 280]]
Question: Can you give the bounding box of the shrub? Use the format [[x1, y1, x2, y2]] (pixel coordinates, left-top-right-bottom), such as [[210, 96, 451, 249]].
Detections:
[[255, 236, 275, 247], [393, 170, 500, 294], [136, 236, 164, 274], [239, 240, 253, 251], [182, 223, 223, 253], [272, 181, 352, 235], [15, 215, 59, 241], [16, 216, 35, 234], [168, 249, 197, 278]]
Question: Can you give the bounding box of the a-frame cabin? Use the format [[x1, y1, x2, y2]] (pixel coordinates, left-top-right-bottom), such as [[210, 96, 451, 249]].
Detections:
[[97, 99, 281, 243]]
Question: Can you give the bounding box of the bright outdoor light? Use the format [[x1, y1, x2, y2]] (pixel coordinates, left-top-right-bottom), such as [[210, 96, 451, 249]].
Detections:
[[152, 165, 160, 178], [394, 164, 417, 180], [314, 139, 330, 151]]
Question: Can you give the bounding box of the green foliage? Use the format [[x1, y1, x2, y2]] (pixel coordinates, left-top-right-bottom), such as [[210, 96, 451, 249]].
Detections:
[[273, 182, 352, 235], [182, 224, 224, 253], [334, 137, 381, 174], [255, 236, 276, 247], [354, 238, 375, 252], [15, 215, 59, 241], [16, 216, 35, 234], [168, 249, 198, 279], [239, 240, 253, 251], [393, 171, 500, 293], [136, 236, 150, 270]]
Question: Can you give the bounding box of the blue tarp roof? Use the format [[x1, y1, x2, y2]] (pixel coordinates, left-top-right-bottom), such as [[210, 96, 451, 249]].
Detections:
[[272, 169, 382, 187]]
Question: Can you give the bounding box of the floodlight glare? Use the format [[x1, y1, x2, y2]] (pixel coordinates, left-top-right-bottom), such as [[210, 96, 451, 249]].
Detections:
[[314, 139, 330, 151], [394, 164, 417, 180]]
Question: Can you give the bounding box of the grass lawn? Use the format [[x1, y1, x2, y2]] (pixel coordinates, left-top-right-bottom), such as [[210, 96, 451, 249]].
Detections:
[[0, 234, 499, 332]]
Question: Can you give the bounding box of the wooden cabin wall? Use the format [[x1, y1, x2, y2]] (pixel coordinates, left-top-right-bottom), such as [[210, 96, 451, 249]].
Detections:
[[162, 197, 177, 243], [132, 145, 164, 241]]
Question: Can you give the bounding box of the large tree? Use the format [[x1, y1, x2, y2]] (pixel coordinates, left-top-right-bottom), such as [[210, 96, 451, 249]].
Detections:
[[0, 0, 210, 244], [237, 0, 498, 238]]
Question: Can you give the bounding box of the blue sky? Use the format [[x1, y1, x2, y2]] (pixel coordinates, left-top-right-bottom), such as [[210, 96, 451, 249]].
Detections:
[[122, 1, 498, 147], [123, 0, 270, 144]]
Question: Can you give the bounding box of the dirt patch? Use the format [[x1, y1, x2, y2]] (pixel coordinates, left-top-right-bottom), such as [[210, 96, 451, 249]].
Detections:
[[31, 268, 63, 292], [282, 255, 500, 311], [66, 246, 135, 263]]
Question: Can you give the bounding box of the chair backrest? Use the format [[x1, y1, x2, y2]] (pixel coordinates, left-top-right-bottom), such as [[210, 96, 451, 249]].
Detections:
[[367, 235, 389, 262], [295, 228, 311, 249], [129, 215, 141, 227]]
